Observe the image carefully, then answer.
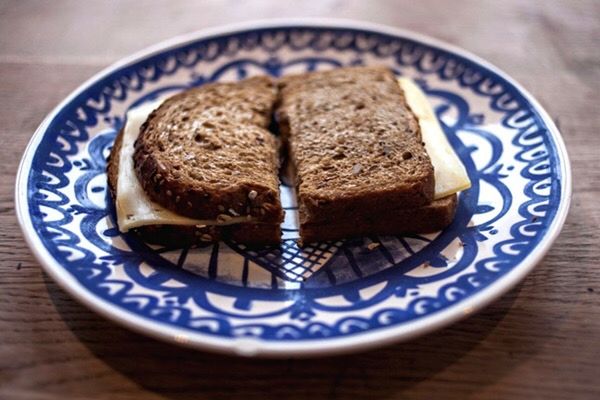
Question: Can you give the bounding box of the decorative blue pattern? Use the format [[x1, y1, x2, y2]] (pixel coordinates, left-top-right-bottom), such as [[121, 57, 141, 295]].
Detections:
[[25, 26, 563, 342]]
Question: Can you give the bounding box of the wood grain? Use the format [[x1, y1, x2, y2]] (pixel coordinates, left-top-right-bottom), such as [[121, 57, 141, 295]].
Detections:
[[0, 1, 599, 399]]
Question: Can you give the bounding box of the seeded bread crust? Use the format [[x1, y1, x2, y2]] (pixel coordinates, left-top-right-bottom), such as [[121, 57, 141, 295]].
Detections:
[[133, 76, 283, 223], [122, 223, 281, 248], [276, 66, 435, 228], [108, 128, 281, 246], [299, 195, 457, 244]]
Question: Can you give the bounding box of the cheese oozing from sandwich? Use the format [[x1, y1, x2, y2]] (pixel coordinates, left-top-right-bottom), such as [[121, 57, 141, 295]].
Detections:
[[398, 77, 471, 199], [115, 78, 470, 232], [115, 99, 254, 232]]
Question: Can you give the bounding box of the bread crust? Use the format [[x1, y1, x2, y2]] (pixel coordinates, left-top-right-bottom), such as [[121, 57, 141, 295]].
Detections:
[[299, 195, 457, 243], [133, 76, 283, 223]]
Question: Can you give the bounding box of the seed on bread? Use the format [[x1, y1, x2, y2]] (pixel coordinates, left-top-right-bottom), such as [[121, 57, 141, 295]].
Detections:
[[217, 214, 232, 223], [262, 203, 278, 213]]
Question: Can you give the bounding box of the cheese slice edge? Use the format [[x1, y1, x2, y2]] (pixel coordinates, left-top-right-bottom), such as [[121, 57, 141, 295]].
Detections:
[[398, 77, 471, 199]]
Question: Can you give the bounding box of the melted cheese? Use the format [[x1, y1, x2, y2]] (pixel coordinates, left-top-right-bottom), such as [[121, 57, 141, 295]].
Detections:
[[115, 78, 470, 232], [115, 99, 254, 232], [398, 77, 471, 199]]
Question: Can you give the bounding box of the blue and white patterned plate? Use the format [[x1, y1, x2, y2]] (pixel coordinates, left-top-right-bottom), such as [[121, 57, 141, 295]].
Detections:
[[15, 20, 571, 357]]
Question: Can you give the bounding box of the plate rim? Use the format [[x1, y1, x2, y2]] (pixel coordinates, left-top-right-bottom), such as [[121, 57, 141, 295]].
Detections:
[[15, 18, 572, 358]]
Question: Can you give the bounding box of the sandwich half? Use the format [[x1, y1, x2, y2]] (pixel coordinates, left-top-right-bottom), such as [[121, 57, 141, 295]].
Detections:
[[276, 66, 470, 244], [107, 76, 284, 246]]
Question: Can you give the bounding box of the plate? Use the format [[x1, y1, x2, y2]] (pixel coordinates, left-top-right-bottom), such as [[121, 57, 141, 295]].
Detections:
[[15, 19, 571, 357]]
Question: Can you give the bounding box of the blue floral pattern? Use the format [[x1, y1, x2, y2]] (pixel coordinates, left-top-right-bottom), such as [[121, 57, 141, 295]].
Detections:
[[25, 26, 563, 342]]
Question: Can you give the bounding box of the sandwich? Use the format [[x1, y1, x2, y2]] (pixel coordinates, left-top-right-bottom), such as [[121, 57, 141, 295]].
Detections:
[[107, 76, 284, 246], [108, 66, 470, 248], [276, 66, 470, 244]]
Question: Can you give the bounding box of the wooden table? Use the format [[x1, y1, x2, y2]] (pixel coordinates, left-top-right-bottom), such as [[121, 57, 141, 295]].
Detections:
[[1, 1, 598, 399]]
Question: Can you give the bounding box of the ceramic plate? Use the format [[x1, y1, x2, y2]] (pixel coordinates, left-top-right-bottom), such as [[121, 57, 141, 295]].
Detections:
[[15, 19, 571, 357]]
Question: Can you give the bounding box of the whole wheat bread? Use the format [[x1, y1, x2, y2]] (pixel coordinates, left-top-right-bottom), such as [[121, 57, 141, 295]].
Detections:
[[108, 128, 281, 246], [299, 195, 457, 244], [133, 76, 283, 223], [276, 66, 435, 231]]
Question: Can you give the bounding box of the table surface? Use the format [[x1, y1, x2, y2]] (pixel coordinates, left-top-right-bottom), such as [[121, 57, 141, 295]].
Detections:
[[1, 1, 599, 399]]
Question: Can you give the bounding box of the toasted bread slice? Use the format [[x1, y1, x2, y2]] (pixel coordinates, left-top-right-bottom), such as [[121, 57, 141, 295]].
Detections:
[[299, 195, 457, 244], [276, 66, 435, 228], [125, 223, 281, 248], [133, 76, 283, 223], [108, 128, 281, 246]]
